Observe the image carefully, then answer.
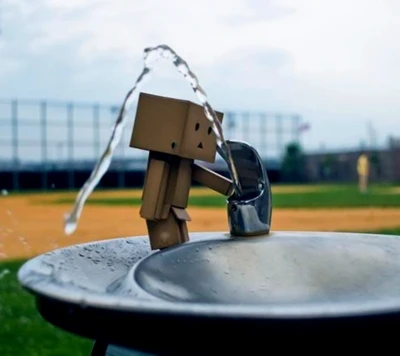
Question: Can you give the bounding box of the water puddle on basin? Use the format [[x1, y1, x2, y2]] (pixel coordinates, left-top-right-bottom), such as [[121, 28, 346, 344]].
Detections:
[[64, 44, 241, 235]]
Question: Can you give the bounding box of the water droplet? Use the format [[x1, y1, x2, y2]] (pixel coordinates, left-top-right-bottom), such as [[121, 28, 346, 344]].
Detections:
[[59, 273, 72, 284], [79, 253, 85, 257], [196, 248, 199, 252], [208, 246, 213, 250], [64, 214, 77, 235]]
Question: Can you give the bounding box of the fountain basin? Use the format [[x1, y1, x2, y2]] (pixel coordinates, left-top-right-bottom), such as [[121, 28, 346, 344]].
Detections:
[[17, 231, 400, 354], [133, 231, 400, 309]]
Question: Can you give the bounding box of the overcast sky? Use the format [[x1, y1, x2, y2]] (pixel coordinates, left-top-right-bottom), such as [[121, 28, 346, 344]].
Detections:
[[1, 0, 399, 156]]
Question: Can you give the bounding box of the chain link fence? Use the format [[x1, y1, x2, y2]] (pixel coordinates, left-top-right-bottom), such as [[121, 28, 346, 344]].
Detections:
[[0, 99, 301, 190]]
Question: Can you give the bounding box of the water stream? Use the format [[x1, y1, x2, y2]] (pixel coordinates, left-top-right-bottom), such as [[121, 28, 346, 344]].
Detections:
[[64, 44, 241, 235]]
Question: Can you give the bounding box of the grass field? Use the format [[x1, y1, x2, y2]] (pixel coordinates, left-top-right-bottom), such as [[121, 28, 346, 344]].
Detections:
[[49, 184, 400, 208], [0, 260, 93, 356], [1, 183, 400, 355]]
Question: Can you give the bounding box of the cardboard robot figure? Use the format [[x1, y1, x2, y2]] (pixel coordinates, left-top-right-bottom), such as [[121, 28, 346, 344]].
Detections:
[[130, 92, 233, 250]]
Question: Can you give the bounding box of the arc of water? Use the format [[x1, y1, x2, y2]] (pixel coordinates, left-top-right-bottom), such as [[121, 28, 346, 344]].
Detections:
[[64, 44, 242, 236]]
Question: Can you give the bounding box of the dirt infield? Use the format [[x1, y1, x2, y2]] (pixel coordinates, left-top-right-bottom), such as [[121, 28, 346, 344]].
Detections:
[[1, 190, 400, 260]]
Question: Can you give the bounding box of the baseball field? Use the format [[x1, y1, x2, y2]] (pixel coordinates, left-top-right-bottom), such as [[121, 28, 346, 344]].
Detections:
[[1, 183, 400, 355]]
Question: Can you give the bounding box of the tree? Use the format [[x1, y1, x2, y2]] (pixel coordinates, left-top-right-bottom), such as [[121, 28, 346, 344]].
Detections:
[[280, 142, 307, 182], [369, 152, 381, 178]]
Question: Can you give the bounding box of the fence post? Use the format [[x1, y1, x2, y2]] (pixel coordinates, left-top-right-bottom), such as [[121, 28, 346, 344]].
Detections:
[[11, 100, 19, 191], [93, 103, 100, 159], [40, 101, 48, 190], [260, 112, 267, 157], [225, 112, 235, 140], [293, 115, 301, 144], [242, 112, 250, 143], [67, 103, 74, 190], [276, 114, 283, 159]]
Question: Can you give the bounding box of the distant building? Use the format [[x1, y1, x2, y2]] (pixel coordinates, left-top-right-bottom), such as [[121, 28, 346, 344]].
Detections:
[[304, 137, 400, 183]]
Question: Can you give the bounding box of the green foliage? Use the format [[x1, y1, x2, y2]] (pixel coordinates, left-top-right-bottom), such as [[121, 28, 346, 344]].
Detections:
[[370, 227, 400, 235], [280, 142, 307, 183], [0, 260, 92, 356], [369, 152, 382, 177]]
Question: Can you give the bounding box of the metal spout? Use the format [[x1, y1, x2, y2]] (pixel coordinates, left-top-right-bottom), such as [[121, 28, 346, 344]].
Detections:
[[220, 140, 272, 237]]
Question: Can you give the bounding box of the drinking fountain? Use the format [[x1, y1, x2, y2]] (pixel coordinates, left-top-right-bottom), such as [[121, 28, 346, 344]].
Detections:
[[15, 44, 400, 353], [17, 138, 400, 354]]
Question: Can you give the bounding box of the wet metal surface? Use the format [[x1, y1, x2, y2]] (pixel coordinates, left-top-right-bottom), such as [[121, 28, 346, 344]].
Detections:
[[18, 231, 400, 319], [222, 140, 272, 236], [135, 232, 400, 306], [17, 231, 400, 354]]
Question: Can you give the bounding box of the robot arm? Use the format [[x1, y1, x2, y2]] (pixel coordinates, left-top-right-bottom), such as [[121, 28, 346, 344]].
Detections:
[[192, 163, 233, 196]]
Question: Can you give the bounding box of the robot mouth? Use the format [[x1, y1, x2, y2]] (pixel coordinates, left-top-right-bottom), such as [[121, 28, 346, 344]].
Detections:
[[197, 142, 203, 149]]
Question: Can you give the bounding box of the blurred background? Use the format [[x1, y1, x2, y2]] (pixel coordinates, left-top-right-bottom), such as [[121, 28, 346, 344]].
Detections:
[[0, 98, 400, 190], [1, 0, 399, 190], [0, 1, 399, 355]]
